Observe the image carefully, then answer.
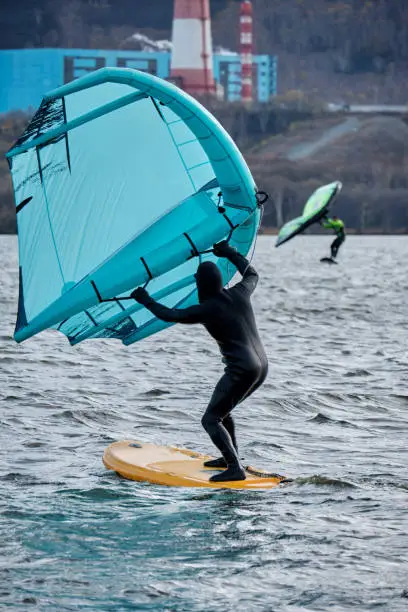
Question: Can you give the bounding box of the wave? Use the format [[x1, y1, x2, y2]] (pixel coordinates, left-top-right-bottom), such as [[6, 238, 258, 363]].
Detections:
[[309, 412, 359, 428], [295, 475, 357, 488], [140, 389, 171, 397]]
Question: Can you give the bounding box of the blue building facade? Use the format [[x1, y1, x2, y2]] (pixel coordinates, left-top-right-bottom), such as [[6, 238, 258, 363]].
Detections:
[[0, 48, 277, 113], [214, 54, 277, 104]]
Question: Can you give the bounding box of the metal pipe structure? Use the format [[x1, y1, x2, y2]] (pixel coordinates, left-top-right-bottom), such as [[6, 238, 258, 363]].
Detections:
[[240, 0, 253, 104], [170, 0, 216, 95]]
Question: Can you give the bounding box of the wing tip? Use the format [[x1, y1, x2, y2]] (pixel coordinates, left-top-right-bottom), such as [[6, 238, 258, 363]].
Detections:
[[14, 266, 28, 339]]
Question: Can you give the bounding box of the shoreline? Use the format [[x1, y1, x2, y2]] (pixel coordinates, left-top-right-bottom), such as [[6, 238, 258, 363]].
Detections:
[[2, 229, 408, 237], [259, 227, 408, 236]]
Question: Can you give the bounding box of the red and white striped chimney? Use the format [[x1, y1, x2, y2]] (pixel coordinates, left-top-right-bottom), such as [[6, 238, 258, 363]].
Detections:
[[170, 0, 216, 96], [240, 0, 253, 104]]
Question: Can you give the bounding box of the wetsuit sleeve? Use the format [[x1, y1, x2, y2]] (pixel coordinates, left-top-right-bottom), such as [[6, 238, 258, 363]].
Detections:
[[227, 251, 259, 295], [322, 219, 334, 229], [141, 296, 208, 325]]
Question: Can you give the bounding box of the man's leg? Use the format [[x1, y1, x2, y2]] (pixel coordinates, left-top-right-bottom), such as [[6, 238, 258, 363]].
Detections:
[[337, 235, 345, 256], [238, 363, 268, 404], [201, 373, 255, 481], [203, 414, 237, 469], [222, 414, 237, 451], [331, 236, 341, 258], [205, 365, 267, 469]]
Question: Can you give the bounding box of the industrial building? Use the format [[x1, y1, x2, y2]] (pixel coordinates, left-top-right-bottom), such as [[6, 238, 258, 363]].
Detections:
[[0, 1, 277, 114]]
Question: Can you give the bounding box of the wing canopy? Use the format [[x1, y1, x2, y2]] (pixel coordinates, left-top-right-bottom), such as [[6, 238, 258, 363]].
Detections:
[[8, 68, 261, 344], [276, 181, 342, 247]]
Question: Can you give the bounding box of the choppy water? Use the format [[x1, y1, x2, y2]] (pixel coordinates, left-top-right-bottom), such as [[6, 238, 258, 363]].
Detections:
[[1, 235, 408, 611]]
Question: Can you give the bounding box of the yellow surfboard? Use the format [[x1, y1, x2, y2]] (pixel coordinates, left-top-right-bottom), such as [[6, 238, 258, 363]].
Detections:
[[103, 441, 288, 490]]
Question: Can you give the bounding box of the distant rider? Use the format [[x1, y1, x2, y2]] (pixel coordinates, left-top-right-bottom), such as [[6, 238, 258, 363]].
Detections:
[[321, 215, 346, 259], [131, 240, 268, 483]]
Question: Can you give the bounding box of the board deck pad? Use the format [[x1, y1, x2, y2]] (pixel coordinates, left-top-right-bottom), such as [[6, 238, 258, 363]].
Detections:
[[103, 441, 287, 489]]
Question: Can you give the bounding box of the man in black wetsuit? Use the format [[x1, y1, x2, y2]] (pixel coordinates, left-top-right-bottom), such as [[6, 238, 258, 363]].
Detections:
[[321, 215, 346, 260], [131, 240, 268, 483]]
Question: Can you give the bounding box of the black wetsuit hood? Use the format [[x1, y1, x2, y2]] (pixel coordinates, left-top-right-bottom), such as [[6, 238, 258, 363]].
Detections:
[[196, 262, 223, 303]]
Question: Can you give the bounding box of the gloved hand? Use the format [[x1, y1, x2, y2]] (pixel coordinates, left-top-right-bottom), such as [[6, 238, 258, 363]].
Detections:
[[131, 287, 150, 304], [213, 240, 237, 258]]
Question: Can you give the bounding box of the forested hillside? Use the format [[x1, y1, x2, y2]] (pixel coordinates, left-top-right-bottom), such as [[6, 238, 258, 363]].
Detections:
[[1, 0, 407, 80], [0, 0, 230, 49], [1, 0, 407, 102]]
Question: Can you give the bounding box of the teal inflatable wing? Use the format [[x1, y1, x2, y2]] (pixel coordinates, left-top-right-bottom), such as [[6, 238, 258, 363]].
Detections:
[[7, 68, 261, 345], [275, 181, 342, 247]]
